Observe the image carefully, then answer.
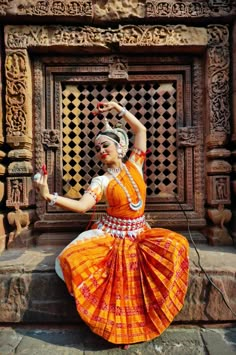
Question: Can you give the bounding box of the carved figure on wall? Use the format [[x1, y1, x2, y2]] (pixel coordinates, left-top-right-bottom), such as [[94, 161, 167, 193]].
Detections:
[[207, 204, 232, 231], [177, 127, 197, 147], [207, 175, 230, 205], [216, 178, 227, 200], [11, 179, 23, 204], [42, 129, 60, 148], [7, 204, 36, 246], [206, 203, 233, 246], [6, 107, 26, 136], [6, 81, 25, 106], [5, 52, 26, 79], [108, 56, 128, 80]]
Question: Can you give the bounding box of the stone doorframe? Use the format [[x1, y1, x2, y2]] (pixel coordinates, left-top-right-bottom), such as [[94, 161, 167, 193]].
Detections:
[[2, 24, 232, 245]]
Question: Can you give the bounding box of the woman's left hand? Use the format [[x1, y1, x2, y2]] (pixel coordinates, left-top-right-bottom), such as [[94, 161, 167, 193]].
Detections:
[[33, 170, 50, 201]]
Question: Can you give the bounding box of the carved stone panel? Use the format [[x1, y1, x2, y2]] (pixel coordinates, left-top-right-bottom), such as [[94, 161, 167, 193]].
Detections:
[[5, 49, 32, 149], [0, 0, 93, 17], [108, 56, 128, 81], [4, 25, 207, 49], [207, 25, 230, 134], [0, 0, 235, 19], [177, 127, 198, 147], [207, 175, 230, 205], [42, 129, 60, 149], [146, 0, 236, 18], [6, 177, 34, 207]]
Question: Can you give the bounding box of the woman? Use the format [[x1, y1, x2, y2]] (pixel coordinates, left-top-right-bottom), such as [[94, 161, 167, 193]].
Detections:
[[34, 101, 189, 347]]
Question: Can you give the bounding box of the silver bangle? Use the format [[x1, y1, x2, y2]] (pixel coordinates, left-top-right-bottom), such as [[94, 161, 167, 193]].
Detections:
[[118, 107, 127, 117], [49, 192, 58, 206]]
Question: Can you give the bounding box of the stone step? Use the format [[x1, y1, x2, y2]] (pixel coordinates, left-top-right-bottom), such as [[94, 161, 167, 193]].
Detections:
[[6, 229, 207, 249], [0, 244, 235, 324], [35, 230, 207, 247]]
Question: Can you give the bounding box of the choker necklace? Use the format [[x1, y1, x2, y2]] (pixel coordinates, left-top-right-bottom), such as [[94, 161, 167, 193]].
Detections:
[[108, 163, 143, 211], [107, 167, 121, 175]]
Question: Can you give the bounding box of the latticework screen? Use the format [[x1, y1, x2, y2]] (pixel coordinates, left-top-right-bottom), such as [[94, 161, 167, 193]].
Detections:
[[62, 81, 177, 201]]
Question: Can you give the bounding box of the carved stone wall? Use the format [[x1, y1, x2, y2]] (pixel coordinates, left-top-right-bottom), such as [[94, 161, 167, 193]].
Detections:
[[0, 0, 235, 20], [146, 0, 236, 18], [205, 25, 232, 245], [5, 49, 34, 213], [4, 25, 207, 49], [230, 21, 236, 243], [0, 36, 7, 253]]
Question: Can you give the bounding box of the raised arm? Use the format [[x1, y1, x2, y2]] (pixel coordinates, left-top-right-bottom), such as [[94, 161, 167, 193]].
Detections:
[[98, 101, 147, 152]]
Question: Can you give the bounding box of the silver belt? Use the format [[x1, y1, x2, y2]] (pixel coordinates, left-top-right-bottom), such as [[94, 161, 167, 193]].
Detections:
[[97, 214, 146, 239]]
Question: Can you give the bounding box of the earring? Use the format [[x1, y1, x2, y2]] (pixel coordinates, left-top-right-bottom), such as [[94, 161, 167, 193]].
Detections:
[[117, 145, 123, 158]]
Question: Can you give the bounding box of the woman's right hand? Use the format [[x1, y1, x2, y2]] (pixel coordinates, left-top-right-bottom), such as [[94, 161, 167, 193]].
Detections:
[[97, 101, 119, 113]]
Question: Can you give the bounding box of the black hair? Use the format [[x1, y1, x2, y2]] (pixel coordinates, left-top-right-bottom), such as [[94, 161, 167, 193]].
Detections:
[[95, 131, 120, 143]]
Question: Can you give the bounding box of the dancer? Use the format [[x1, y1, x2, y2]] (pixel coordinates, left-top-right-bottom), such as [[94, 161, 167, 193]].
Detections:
[[34, 101, 189, 346]]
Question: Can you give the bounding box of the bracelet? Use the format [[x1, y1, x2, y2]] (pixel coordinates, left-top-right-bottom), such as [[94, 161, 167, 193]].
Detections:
[[49, 192, 58, 206], [118, 107, 127, 117]]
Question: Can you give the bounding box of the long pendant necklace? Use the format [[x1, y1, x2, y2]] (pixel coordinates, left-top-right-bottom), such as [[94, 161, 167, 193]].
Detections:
[[107, 163, 143, 211]]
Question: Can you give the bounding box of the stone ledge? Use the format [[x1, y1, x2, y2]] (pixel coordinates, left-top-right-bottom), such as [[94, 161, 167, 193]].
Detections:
[[0, 245, 235, 323]]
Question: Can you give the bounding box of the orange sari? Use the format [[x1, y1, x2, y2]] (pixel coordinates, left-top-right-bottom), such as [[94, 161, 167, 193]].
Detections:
[[56, 149, 189, 344]]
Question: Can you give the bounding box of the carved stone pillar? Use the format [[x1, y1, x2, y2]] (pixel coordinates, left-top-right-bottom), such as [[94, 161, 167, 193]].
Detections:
[[4, 47, 35, 244], [0, 38, 7, 253], [230, 21, 236, 244], [204, 25, 232, 245]]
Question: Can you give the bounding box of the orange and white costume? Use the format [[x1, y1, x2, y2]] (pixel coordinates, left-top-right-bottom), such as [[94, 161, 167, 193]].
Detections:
[[55, 148, 189, 344]]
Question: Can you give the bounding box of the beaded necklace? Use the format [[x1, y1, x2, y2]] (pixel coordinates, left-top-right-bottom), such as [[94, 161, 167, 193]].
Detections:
[[107, 163, 143, 211]]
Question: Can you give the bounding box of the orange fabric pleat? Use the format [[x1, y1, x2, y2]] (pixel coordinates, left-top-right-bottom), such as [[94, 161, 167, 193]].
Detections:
[[58, 159, 189, 344]]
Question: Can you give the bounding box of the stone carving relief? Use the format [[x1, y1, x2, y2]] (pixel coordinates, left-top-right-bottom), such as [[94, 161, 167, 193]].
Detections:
[[7, 205, 36, 246], [177, 127, 198, 147], [207, 25, 230, 134], [207, 204, 232, 232], [42, 129, 60, 148], [108, 56, 128, 80], [204, 24, 232, 245], [207, 160, 232, 174], [5, 25, 207, 49], [5, 50, 32, 148], [0, 0, 93, 16], [0, 0, 235, 18], [6, 177, 34, 207], [146, 0, 235, 18], [94, 0, 144, 20], [7, 178, 23, 205], [205, 132, 232, 244]]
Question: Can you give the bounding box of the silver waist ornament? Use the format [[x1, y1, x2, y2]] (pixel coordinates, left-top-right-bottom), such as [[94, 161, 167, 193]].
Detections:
[[97, 214, 146, 239]]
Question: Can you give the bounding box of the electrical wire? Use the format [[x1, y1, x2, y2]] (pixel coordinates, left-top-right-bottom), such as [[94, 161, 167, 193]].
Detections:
[[174, 194, 236, 317]]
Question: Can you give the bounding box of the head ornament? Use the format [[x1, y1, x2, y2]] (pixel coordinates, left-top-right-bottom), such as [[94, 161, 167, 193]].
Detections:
[[96, 118, 129, 158]]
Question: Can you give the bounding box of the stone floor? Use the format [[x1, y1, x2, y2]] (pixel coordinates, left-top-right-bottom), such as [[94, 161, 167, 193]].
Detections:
[[0, 324, 236, 354]]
